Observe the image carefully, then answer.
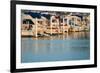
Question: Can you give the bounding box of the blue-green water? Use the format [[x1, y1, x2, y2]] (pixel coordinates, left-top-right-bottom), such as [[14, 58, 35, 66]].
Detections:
[[21, 32, 90, 63]]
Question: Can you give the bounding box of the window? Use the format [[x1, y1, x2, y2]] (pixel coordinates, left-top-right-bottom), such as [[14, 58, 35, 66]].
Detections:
[[77, 19, 80, 22], [64, 19, 67, 24], [69, 20, 72, 25], [38, 21, 42, 24], [72, 18, 74, 21], [72, 22, 74, 25], [23, 19, 34, 24], [52, 19, 57, 23]]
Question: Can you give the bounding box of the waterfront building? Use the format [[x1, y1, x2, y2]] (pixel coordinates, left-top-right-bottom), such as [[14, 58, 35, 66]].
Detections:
[[21, 11, 90, 37]]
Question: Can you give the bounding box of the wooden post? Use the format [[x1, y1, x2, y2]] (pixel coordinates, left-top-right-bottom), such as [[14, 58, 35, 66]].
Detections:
[[35, 18, 38, 37], [75, 18, 76, 27], [28, 21, 30, 35], [50, 16, 52, 35], [57, 19, 60, 34], [63, 18, 65, 34], [74, 18, 77, 32], [67, 18, 69, 32], [67, 18, 69, 26]]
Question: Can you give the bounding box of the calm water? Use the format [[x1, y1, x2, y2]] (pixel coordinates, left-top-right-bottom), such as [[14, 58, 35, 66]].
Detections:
[[21, 32, 90, 63]]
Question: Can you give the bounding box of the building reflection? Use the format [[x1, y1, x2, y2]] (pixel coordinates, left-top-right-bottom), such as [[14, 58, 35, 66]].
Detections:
[[22, 32, 90, 55]]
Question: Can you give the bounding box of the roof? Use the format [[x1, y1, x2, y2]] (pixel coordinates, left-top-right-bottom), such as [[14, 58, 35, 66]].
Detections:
[[24, 12, 51, 19], [71, 13, 90, 20], [24, 11, 89, 20]]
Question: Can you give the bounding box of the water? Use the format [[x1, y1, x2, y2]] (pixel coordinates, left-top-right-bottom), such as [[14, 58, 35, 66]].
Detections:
[[21, 32, 90, 63]]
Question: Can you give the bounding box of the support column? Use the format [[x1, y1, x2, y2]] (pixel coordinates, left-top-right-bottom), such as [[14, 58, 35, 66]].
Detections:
[[63, 18, 65, 34], [35, 18, 38, 37], [67, 18, 69, 32], [50, 16, 52, 35], [75, 18, 76, 27], [57, 19, 60, 34], [67, 18, 69, 26]]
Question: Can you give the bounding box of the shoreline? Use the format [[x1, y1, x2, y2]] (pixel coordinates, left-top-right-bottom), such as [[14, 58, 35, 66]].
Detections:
[[21, 31, 90, 38]]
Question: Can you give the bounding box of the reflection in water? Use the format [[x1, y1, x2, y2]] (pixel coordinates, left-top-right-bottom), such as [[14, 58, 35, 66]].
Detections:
[[21, 32, 90, 63]]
